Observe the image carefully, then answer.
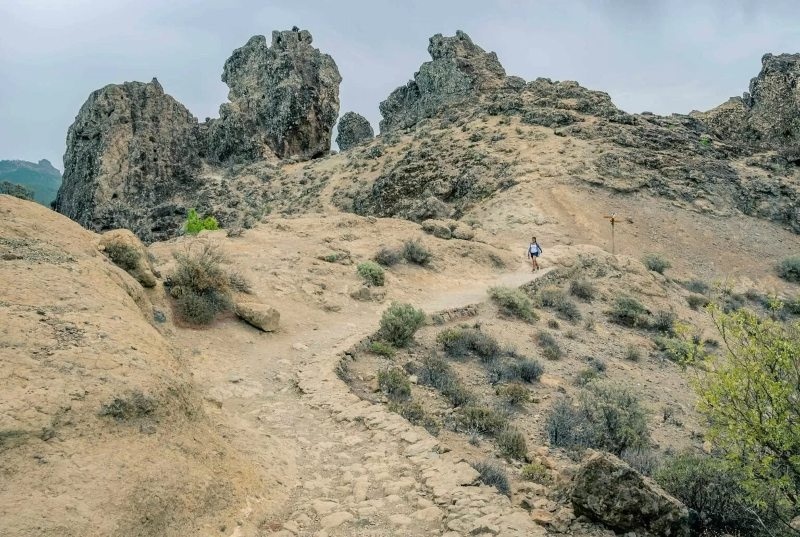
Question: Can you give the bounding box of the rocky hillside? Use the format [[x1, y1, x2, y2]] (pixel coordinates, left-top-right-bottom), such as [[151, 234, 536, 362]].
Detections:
[[0, 159, 61, 205], [53, 29, 800, 244]]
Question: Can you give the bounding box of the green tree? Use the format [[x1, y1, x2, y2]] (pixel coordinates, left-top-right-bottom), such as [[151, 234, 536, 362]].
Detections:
[[697, 305, 800, 527], [184, 208, 219, 235]]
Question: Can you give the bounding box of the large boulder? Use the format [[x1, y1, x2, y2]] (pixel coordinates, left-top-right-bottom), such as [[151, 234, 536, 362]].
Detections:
[[235, 302, 280, 332], [571, 451, 690, 537], [207, 28, 342, 163], [703, 53, 800, 161], [53, 79, 202, 242], [335, 112, 374, 151], [379, 30, 509, 132]]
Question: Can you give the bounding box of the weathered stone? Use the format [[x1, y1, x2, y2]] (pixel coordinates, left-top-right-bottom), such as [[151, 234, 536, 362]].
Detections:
[[99, 229, 157, 287], [335, 112, 374, 151], [235, 302, 280, 332], [54, 79, 201, 241], [207, 28, 341, 163], [319, 511, 352, 529], [379, 30, 507, 132], [571, 451, 690, 537]]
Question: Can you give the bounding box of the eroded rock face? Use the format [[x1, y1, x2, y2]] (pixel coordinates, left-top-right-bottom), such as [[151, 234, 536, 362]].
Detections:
[[335, 112, 374, 151], [54, 79, 201, 241], [207, 28, 342, 163], [379, 30, 508, 132], [571, 451, 690, 537], [704, 53, 800, 161]]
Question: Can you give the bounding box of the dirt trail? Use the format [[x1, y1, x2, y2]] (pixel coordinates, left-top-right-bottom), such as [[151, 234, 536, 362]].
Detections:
[[170, 263, 553, 537]]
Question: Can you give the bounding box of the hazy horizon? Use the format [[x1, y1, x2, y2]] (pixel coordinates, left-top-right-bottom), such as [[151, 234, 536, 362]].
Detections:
[[1, 0, 799, 171]]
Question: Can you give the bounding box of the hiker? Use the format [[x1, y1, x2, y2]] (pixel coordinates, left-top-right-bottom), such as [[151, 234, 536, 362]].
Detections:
[[527, 236, 542, 271]]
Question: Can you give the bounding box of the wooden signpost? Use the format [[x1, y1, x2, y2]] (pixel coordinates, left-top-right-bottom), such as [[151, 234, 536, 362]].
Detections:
[[603, 213, 618, 255]]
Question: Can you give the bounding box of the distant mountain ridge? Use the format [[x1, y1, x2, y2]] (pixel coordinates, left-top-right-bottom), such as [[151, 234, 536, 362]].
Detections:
[[0, 158, 62, 205]]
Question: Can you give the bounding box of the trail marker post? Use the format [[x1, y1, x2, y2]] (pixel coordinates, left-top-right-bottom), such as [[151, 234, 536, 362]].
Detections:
[[603, 213, 618, 255]]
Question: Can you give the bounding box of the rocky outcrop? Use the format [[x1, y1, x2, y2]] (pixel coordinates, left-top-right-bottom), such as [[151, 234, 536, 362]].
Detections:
[[571, 451, 690, 537], [379, 31, 509, 132], [335, 112, 374, 151], [207, 28, 342, 163], [703, 53, 800, 161], [53, 79, 202, 241]]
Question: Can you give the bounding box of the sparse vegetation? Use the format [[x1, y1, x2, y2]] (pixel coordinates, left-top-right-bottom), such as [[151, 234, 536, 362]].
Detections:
[[402, 239, 432, 266], [546, 382, 650, 456], [569, 278, 596, 301], [650, 309, 676, 334], [165, 243, 233, 325], [388, 401, 439, 434], [655, 453, 773, 536], [624, 345, 642, 362], [642, 253, 671, 274], [374, 246, 402, 267], [99, 391, 156, 421], [357, 261, 385, 286], [686, 293, 709, 310], [488, 286, 538, 322], [377, 367, 411, 400], [436, 326, 501, 362], [537, 287, 581, 321], [682, 278, 710, 294], [184, 208, 219, 235], [497, 427, 528, 460], [369, 340, 396, 358], [378, 303, 425, 347], [416, 354, 475, 407], [228, 271, 252, 294], [104, 242, 139, 271], [473, 460, 510, 496], [521, 461, 549, 483], [621, 447, 660, 477], [497, 383, 529, 407], [609, 296, 649, 328], [536, 331, 563, 360], [777, 255, 800, 283], [458, 405, 509, 436], [506, 359, 544, 383]]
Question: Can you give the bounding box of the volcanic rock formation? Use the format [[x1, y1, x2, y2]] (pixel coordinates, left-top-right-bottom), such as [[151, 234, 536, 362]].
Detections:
[[335, 112, 374, 151], [703, 53, 800, 161], [53, 78, 202, 241], [379, 30, 509, 132], [206, 28, 342, 163]]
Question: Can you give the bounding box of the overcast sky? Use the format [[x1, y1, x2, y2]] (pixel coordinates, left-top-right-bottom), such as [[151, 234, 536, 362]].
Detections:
[[1, 0, 798, 170]]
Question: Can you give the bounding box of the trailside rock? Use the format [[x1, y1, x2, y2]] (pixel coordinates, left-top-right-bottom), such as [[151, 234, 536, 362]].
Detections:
[[379, 30, 508, 132], [235, 302, 280, 332], [704, 53, 800, 160], [207, 28, 342, 163], [54, 79, 201, 241], [571, 451, 690, 537], [335, 112, 374, 151], [99, 229, 158, 288]]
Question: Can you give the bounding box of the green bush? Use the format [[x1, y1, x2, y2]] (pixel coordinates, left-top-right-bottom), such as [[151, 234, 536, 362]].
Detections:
[[609, 296, 649, 328], [650, 310, 676, 334], [377, 367, 411, 400], [166, 243, 232, 325], [357, 261, 385, 286], [497, 383, 529, 406], [497, 427, 528, 460], [104, 242, 140, 271], [506, 359, 544, 383], [546, 382, 650, 456], [369, 340, 396, 358], [473, 460, 510, 496], [374, 246, 402, 267], [536, 331, 563, 360], [642, 253, 671, 274], [655, 454, 769, 536], [538, 287, 582, 321], [569, 279, 596, 301], [686, 294, 709, 310], [458, 405, 509, 436], [777, 255, 800, 283], [521, 462, 549, 483], [624, 345, 642, 362], [417, 355, 475, 407], [488, 286, 538, 322], [402, 239, 432, 266], [437, 327, 501, 363], [682, 278, 709, 294], [574, 367, 601, 386], [184, 208, 219, 235], [378, 303, 425, 347]]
